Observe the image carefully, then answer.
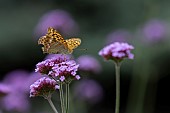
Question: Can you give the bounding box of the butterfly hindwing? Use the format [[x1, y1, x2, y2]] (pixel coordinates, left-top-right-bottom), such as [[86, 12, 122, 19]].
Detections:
[[48, 41, 68, 54]]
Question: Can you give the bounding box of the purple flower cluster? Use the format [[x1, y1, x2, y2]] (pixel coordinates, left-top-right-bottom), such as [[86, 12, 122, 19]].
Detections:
[[30, 77, 59, 98], [77, 55, 101, 74], [52, 60, 80, 82], [99, 42, 134, 61], [35, 55, 70, 75], [35, 55, 80, 83]]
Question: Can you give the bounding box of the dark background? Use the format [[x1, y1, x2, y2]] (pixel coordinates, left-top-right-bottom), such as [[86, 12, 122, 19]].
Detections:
[[0, 0, 170, 113]]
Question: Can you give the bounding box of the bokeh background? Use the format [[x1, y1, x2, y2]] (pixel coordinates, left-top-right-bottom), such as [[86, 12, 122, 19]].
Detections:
[[0, 0, 170, 113]]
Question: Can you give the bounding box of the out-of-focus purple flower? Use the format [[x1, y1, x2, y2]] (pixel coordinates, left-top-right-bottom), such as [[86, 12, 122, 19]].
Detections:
[[99, 42, 134, 61], [142, 19, 167, 42], [106, 30, 131, 44], [1, 92, 30, 113], [77, 55, 101, 74], [0, 70, 31, 113], [34, 9, 79, 39], [35, 55, 70, 75], [0, 84, 11, 98], [30, 77, 59, 98], [73, 79, 103, 104], [2, 70, 30, 93]]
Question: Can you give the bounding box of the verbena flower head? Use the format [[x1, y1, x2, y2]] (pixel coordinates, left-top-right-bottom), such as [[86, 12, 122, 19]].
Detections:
[[99, 42, 134, 62], [34, 9, 79, 39], [30, 77, 59, 99], [52, 60, 80, 83], [73, 79, 103, 104], [35, 55, 80, 83], [77, 55, 101, 74], [35, 55, 70, 75]]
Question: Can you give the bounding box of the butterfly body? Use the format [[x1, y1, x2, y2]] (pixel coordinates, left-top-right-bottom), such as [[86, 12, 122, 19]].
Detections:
[[38, 27, 81, 54]]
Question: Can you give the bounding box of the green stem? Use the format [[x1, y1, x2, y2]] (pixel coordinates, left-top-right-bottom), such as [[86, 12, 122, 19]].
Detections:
[[47, 98, 59, 113], [65, 83, 70, 113], [59, 83, 65, 113], [115, 62, 121, 113]]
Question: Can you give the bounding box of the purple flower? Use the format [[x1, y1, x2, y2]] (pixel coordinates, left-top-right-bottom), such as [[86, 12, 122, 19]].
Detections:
[[36, 56, 80, 83], [99, 42, 134, 61], [0, 84, 11, 98], [77, 55, 101, 74], [142, 19, 167, 42], [73, 79, 103, 104], [52, 60, 80, 82], [35, 55, 70, 75], [106, 30, 131, 44], [30, 77, 59, 98], [34, 9, 79, 39]]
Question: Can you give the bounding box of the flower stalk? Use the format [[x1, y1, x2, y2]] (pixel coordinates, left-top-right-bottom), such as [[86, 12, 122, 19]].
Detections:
[[114, 61, 121, 113], [65, 83, 70, 113], [59, 83, 65, 113], [47, 98, 59, 113]]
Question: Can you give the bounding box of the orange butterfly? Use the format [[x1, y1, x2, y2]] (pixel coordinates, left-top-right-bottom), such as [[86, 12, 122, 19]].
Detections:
[[38, 27, 81, 54]]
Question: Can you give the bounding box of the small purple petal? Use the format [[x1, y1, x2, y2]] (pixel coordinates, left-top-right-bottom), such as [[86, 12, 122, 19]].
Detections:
[[60, 76, 65, 82], [75, 75, 81, 80]]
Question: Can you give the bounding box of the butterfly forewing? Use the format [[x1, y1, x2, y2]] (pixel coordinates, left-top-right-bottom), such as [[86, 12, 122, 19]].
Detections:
[[66, 38, 81, 49]]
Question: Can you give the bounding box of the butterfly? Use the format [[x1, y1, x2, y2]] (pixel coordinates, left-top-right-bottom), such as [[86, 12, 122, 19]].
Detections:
[[38, 27, 81, 54]]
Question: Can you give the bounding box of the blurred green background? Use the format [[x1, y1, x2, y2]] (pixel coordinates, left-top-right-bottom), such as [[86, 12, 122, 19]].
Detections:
[[0, 0, 170, 113]]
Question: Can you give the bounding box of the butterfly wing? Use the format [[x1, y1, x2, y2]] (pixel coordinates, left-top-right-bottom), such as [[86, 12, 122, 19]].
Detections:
[[38, 27, 68, 54], [65, 38, 81, 54], [38, 36, 52, 53], [47, 41, 69, 54]]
